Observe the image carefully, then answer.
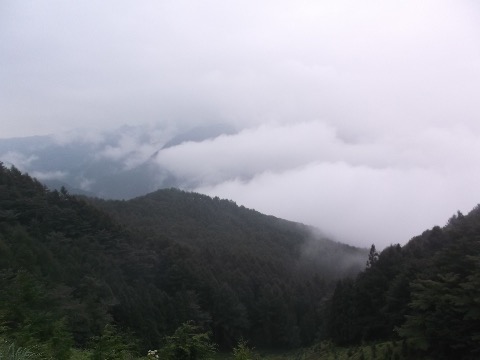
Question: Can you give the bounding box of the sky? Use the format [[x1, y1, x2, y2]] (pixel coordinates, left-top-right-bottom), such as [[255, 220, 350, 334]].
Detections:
[[1, 0, 480, 248]]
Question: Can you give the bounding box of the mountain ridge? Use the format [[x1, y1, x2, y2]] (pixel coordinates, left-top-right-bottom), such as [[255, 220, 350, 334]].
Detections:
[[0, 124, 238, 199], [2, 161, 480, 358], [0, 162, 368, 353]]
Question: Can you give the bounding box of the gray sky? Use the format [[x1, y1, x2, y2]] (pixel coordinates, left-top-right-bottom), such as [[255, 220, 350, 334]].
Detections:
[[2, 0, 480, 248]]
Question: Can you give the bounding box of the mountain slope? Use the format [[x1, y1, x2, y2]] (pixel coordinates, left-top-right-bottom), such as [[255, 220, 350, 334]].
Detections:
[[0, 163, 368, 352], [89, 189, 367, 280], [87, 189, 368, 347], [325, 206, 480, 359]]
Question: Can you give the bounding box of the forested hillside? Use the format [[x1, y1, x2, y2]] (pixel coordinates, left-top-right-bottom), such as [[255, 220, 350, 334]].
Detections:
[[0, 163, 368, 358], [89, 189, 367, 284], [3, 161, 480, 359], [325, 207, 480, 359]]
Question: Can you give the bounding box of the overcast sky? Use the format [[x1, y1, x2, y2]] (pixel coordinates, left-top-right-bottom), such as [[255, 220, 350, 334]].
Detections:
[[2, 0, 480, 248]]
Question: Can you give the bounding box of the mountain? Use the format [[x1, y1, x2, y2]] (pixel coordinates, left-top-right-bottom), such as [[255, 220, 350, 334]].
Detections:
[[0, 123, 236, 199], [88, 189, 368, 348], [0, 162, 368, 356], [88, 189, 367, 281], [325, 206, 480, 359], [4, 159, 479, 359]]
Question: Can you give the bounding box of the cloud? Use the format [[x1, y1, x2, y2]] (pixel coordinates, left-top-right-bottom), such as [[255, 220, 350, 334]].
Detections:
[[79, 177, 95, 191], [0, 151, 38, 170], [155, 121, 340, 185], [30, 170, 68, 181], [156, 121, 480, 184], [1, 0, 480, 248], [96, 124, 172, 170], [195, 161, 479, 249], [153, 121, 480, 249], [52, 129, 106, 146], [1, 0, 479, 138]]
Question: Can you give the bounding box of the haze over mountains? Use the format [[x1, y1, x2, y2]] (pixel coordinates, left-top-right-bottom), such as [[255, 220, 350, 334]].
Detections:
[[2, 120, 480, 250], [2, 1, 480, 249], [0, 123, 235, 199], [2, 1, 480, 357]]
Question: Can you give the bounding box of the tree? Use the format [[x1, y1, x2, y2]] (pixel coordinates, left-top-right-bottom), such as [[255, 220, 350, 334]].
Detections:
[[366, 244, 379, 269], [89, 324, 136, 360], [233, 338, 257, 360], [159, 322, 217, 360], [48, 318, 73, 360], [398, 257, 480, 358], [326, 278, 357, 344]]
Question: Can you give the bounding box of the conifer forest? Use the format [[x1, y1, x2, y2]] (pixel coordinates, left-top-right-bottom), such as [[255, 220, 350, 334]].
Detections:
[[1, 163, 480, 359]]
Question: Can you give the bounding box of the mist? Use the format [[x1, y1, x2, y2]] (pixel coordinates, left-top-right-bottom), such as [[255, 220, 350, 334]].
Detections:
[[2, 0, 480, 248]]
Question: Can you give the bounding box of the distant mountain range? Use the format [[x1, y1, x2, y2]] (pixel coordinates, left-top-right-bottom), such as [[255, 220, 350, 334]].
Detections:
[[0, 123, 236, 199]]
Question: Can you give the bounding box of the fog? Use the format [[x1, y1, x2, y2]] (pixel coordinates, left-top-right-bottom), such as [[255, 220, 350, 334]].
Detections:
[[2, 0, 480, 248]]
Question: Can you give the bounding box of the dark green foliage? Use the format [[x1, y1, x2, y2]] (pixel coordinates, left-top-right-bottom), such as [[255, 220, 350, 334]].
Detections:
[[0, 340, 38, 359], [326, 205, 480, 359], [398, 256, 480, 358], [7, 158, 480, 359], [359, 349, 365, 360], [0, 162, 368, 352], [87, 187, 367, 349], [159, 322, 216, 360], [366, 244, 379, 268], [48, 319, 73, 360], [326, 243, 405, 344], [325, 278, 356, 344], [89, 324, 136, 360], [232, 338, 258, 360], [0, 270, 73, 359], [0, 163, 152, 351]]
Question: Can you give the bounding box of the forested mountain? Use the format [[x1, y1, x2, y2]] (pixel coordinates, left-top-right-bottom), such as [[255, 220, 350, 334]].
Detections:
[[88, 189, 367, 283], [0, 163, 367, 358], [326, 206, 480, 359], [3, 159, 480, 359]]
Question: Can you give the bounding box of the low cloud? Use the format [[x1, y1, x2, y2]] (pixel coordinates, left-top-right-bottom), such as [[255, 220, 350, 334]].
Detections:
[[0, 151, 38, 170], [95, 124, 173, 170], [98, 135, 157, 169], [30, 170, 68, 181], [155, 121, 340, 185], [78, 177, 95, 191], [52, 129, 106, 146], [195, 163, 450, 248], [152, 121, 480, 249]]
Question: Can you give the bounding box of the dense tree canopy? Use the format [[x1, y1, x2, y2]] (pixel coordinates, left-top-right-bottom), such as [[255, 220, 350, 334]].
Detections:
[[325, 206, 480, 359], [0, 163, 367, 354], [2, 161, 480, 359]]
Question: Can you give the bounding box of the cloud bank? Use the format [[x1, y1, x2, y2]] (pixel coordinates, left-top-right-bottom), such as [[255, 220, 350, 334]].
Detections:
[[1, 0, 480, 248], [154, 121, 480, 248]]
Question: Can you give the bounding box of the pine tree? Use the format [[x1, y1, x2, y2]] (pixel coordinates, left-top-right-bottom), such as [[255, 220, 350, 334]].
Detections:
[[366, 244, 379, 268]]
